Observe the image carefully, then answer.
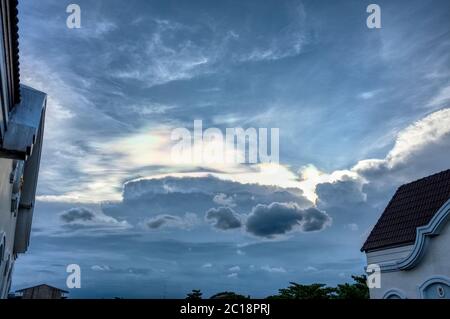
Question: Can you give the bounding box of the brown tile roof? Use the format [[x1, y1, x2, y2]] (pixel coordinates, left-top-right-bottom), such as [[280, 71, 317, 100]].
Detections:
[[361, 169, 450, 252], [16, 284, 69, 294]]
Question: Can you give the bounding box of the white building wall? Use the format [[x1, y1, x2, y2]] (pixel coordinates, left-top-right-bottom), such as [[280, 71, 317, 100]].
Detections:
[[367, 220, 450, 299], [0, 158, 16, 298]]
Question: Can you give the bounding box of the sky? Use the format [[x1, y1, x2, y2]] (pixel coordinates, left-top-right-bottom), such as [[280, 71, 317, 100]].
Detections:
[[11, 0, 450, 298]]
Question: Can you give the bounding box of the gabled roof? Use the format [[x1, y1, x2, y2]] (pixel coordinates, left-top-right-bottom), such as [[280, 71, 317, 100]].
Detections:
[[16, 284, 69, 293], [361, 169, 450, 252]]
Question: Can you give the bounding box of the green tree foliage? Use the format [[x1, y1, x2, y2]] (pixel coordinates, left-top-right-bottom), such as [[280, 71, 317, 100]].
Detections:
[[268, 283, 336, 299], [186, 289, 203, 300], [187, 275, 369, 300], [210, 291, 249, 299], [334, 275, 369, 299]]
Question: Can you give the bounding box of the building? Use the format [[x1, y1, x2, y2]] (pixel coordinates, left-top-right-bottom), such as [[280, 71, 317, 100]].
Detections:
[[0, 0, 47, 298], [361, 169, 450, 299], [14, 284, 68, 299]]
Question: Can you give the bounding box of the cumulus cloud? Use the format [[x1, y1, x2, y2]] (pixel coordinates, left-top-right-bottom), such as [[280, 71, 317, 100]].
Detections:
[[102, 174, 312, 234], [304, 266, 318, 272], [145, 213, 198, 230], [206, 207, 242, 230], [315, 177, 367, 209], [60, 208, 127, 228], [303, 108, 450, 233], [213, 193, 236, 207], [229, 266, 241, 272], [60, 208, 96, 223], [245, 203, 332, 238], [123, 174, 308, 203], [353, 108, 450, 179]]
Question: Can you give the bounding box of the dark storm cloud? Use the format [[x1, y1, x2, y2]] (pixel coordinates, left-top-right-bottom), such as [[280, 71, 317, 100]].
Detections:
[[123, 175, 309, 204], [147, 215, 178, 229], [315, 178, 367, 209], [59, 207, 129, 232], [206, 207, 242, 230], [145, 214, 197, 230], [246, 203, 332, 238], [103, 175, 312, 226], [60, 207, 96, 223]]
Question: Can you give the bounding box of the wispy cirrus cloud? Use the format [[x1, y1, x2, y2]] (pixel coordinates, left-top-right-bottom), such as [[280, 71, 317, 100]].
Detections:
[[428, 86, 450, 108]]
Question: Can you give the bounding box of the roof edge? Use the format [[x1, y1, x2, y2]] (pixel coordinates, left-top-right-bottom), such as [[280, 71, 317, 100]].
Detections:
[[16, 284, 69, 294], [366, 199, 450, 272], [361, 169, 450, 252]]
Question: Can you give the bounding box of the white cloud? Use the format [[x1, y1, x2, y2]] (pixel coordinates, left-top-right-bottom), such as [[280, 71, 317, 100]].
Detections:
[[91, 265, 111, 272], [229, 266, 241, 272], [94, 21, 118, 36], [213, 193, 236, 207], [261, 265, 287, 273], [73, 20, 118, 39], [237, 2, 307, 63], [112, 20, 209, 87], [353, 108, 450, 174], [358, 90, 380, 100], [236, 249, 245, 256]]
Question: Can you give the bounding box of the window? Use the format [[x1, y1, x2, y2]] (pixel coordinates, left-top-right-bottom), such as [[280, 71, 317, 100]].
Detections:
[[419, 276, 450, 299], [383, 289, 406, 299]]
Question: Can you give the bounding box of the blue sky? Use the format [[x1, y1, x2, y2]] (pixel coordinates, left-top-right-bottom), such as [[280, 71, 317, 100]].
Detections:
[[11, 0, 450, 298]]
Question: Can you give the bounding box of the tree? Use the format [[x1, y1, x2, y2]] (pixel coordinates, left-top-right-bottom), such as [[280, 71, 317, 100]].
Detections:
[[334, 275, 369, 299], [268, 282, 336, 299], [186, 289, 203, 300], [210, 291, 249, 299]]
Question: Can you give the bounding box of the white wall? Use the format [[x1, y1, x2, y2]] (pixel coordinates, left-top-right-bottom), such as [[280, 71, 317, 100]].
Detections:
[[0, 158, 15, 298], [367, 219, 450, 299]]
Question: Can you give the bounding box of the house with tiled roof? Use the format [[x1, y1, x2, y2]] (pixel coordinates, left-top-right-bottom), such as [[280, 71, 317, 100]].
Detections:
[[0, 0, 47, 298], [14, 284, 68, 299], [361, 169, 450, 299]]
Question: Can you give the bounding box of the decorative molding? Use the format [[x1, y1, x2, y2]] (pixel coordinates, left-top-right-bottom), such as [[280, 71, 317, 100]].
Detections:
[[417, 275, 450, 299], [382, 288, 407, 299], [377, 199, 450, 272]]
